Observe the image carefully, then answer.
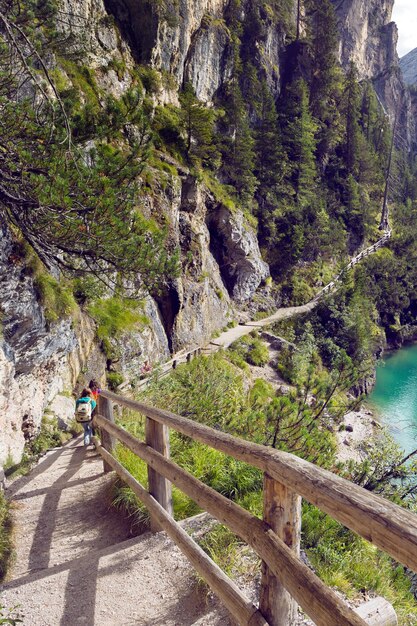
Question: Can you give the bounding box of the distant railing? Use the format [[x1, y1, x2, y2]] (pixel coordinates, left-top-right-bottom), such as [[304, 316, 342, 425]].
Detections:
[[131, 231, 392, 390], [312, 230, 392, 302], [93, 390, 407, 626]]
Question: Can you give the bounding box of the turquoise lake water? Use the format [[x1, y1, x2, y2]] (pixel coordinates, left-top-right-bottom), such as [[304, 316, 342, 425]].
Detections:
[[369, 343, 417, 454]]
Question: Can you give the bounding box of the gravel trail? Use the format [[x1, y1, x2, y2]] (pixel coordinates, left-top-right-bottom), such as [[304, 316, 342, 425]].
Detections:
[[1, 438, 230, 625]]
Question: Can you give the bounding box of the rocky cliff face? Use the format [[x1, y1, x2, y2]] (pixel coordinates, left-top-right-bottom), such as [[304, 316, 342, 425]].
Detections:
[[331, 0, 395, 79], [0, 225, 102, 464], [331, 0, 415, 147]]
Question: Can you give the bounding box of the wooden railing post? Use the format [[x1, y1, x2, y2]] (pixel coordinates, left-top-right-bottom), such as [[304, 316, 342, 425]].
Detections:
[[98, 395, 116, 473], [145, 417, 173, 532], [259, 473, 301, 626]]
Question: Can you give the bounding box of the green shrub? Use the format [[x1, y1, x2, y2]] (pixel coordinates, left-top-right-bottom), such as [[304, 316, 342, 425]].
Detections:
[[246, 341, 269, 366], [34, 273, 77, 323], [0, 491, 13, 582], [87, 297, 148, 340], [107, 372, 124, 391], [29, 415, 71, 456], [73, 276, 106, 304], [136, 66, 161, 93], [230, 336, 270, 367], [153, 105, 183, 149], [227, 350, 250, 372]]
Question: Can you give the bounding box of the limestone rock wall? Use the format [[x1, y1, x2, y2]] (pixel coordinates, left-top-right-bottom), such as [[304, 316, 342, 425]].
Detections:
[[331, 0, 415, 147], [0, 225, 101, 464], [331, 0, 395, 80]]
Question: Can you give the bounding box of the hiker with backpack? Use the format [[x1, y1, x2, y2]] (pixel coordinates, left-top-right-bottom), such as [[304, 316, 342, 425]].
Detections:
[[75, 388, 96, 447], [88, 379, 101, 404], [88, 379, 101, 437]]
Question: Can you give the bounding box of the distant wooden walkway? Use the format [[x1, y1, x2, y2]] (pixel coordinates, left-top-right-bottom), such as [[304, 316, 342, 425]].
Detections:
[[135, 230, 392, 384]]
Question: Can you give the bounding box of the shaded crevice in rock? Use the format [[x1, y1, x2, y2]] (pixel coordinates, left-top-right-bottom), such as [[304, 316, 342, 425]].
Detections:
[[103, 0, 159, 63], [152, 285, 181, 354]]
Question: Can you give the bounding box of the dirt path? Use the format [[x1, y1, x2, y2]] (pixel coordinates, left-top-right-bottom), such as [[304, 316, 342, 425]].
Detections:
[[1, 438, 230, 625]]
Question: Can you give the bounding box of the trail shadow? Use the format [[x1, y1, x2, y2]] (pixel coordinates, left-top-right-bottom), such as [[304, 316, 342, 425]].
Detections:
[[60, 553, 100, 626], [6, 437, 82, 498], [27, 446, 86, 572], [2, 535, 152, 592], [13, 474, 103, 501]]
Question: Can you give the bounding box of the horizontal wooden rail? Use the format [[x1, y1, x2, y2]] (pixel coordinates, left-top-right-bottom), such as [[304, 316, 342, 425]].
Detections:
[[95, 413, 370, 625], [101, 390, 417, 573], [92, 436, 267, 626]]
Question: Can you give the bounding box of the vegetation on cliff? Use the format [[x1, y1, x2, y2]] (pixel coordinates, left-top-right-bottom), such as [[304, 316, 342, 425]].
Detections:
[[0, 0, 177, 291]]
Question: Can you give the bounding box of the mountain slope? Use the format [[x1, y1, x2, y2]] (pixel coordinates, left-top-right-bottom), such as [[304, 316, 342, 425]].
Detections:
[[400, 47, 417, 86]]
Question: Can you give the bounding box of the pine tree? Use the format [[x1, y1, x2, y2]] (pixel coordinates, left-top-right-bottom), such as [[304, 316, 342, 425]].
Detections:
[[342, 63, 362, 177], [307, 0, 343, 164], [252, 79, 287, 240], [218, 32, 257, 202], [254, 80, 285, 195], [281, 78, 318, 209], [179, 82, 220, 167]]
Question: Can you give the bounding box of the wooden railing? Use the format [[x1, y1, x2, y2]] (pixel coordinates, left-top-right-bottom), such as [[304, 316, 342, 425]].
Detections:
[[312, 230, 392, 302], [94, 390, 408, 626]]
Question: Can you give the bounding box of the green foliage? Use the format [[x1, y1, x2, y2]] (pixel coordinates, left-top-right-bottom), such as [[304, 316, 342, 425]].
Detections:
[[106, 372, 124, 391], [0, 492, 13, 583], [140, 354, 248, 431], [339, 429, 417, 503], [179, 83, 220, 167], [29, 415, 71, 456], [0, 12, 178, 291], [87, 297, 148, 340], [230, 336, 270, 367], [198, 524, 244, 576], [33, 273, 77, 324], [135, 66, 162, 93], [153, 105, 183, 149], [281, 78, 318, 209], [72, 276, 106, 305], [113, 426, 200, 522], [307, 0, 343, 162], [112, 444, 151, 530], [302, 503, 417, 624], [218, 66, 258, 202]]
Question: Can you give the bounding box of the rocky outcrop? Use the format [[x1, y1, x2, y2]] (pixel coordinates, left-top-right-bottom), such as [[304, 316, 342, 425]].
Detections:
[[102, 0, 288, 103], [112, 296, 171, 382], [102, 0, 231, 103], [207, 205, 270, 303], [331, 0, 395, 80]]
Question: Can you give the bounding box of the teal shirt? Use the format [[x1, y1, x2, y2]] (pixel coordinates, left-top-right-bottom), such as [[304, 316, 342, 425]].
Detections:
[[75, 397, 97, 411]]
